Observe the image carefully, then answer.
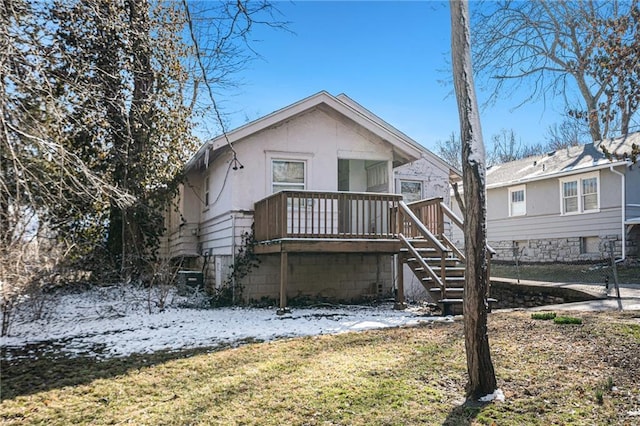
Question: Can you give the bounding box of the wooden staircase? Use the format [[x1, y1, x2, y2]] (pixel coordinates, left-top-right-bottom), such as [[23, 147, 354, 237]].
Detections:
[[396, 198, 495, 315]]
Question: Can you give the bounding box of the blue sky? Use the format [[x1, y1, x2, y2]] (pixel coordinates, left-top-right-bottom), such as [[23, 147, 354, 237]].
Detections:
[[209, 0, 564, 153]]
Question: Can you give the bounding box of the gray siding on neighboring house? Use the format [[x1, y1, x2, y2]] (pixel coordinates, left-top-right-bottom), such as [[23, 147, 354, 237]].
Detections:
[[625, 165, 640, 217], [451, 166, 630, 262], [487, 168, 622, 241], [488, 207, 621, 241]]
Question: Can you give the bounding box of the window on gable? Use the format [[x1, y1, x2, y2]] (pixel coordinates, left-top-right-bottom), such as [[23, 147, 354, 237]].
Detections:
[[509, 185, 526, 216], [400, 180, 423, 203], [560, 172, 599, 214], [204, 176, 210, 208], [272, 160, 305, 193]]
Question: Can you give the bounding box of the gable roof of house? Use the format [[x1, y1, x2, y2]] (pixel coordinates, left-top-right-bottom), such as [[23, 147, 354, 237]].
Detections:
[[185, 91, 452, 175], [485, 132, 638, 189]]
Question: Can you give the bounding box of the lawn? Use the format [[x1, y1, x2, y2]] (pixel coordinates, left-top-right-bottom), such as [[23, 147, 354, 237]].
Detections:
[[2, 310, 640, 425], [491, 262, 640, 285]]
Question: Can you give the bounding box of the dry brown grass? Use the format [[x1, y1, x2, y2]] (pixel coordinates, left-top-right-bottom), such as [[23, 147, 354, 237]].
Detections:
[[2, 310, 640, 425]]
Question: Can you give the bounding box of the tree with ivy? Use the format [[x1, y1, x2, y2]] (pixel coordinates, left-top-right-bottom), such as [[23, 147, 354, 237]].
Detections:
[[2, 0, 282, 282]]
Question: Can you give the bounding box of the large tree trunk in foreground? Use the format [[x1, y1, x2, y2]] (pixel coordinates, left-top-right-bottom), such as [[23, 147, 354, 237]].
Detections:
[[449, 0, 498, 400]]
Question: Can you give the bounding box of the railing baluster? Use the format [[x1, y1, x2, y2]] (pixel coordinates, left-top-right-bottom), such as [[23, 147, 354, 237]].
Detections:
[[254, 191, 404, 241]]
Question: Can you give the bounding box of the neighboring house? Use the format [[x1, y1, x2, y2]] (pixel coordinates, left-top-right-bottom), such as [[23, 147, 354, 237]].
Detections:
[[452, 133, 640, 263], [162, 91, 458, 306]]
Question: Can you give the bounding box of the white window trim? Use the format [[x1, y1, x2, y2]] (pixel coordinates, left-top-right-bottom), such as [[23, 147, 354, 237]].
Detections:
[[508, 185, 526, 217], [203, 175, 210, 210], [399, 179, 423, 203], [559, 171, 600, 215], [265, 151, 314, 195]]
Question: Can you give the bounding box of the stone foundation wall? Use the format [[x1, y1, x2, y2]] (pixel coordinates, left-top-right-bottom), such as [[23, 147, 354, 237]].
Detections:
[[240, 253, 394, 304], [489, 235, 625, 263], [490, 281, 598, 309]]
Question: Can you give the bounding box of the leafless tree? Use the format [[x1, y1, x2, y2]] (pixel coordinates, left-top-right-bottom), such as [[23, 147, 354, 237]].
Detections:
[[473, 0, 640, 143], [1, 0, 283, 323], [435, 132, 463, 171], [544, 117, 590, 151], [450, 0, 498, 400]]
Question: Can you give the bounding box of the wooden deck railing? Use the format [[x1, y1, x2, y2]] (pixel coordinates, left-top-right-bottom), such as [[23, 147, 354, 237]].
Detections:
[[254, 191, 403, 241]]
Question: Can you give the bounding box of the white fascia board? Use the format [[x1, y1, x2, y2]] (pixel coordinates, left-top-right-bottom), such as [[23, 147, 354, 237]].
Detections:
[[186, 91, 429, 172]]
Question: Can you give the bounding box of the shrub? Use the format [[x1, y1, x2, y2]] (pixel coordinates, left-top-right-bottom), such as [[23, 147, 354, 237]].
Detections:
[[531, 312, 556, 320], [553, 316, 583, 325]]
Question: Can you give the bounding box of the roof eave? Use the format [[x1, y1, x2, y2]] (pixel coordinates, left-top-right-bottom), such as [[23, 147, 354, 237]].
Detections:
[[486, 159, 631, 190]]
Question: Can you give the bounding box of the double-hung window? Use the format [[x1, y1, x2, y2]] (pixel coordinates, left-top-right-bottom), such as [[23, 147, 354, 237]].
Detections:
[[508, 185, 526, 216], [272, 160, 305, 193], [560, 172, 599, 214]]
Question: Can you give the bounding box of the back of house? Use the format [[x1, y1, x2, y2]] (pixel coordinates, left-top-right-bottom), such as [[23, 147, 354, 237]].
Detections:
[[161, 91, 455, 304]]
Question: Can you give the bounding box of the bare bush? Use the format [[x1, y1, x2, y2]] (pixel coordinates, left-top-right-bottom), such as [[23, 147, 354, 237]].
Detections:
[[0, 239, 67, 336], [146, 258, 182, 314]]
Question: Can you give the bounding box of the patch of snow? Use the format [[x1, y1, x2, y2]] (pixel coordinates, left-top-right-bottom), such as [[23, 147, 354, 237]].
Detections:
[[2, 285, 450, 359], [479, 388, 505, 402]]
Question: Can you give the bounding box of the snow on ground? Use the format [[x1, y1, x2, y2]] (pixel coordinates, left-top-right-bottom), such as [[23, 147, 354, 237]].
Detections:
[[2, 285, 451, 359]]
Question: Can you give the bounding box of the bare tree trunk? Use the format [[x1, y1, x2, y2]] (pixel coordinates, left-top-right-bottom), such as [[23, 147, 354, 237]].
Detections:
[[450, 0, 498, 400]]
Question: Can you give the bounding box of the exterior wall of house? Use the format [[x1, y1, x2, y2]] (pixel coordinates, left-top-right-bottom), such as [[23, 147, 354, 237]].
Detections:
[[451, 166, 636, 262], [199, 211, 254, 290], [239, 253, 394, 303], [626, 163, 640, 217], [393, 156, 451, 204], [226, 106, 394, 212], [163, 170, 203, 259], [171, 106, 408, 294]]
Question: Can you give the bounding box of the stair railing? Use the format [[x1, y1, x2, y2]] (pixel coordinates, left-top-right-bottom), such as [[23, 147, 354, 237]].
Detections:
[[398, 201, 449, 298], [398, 233, 444, 293], [439, 199, 496, 296]]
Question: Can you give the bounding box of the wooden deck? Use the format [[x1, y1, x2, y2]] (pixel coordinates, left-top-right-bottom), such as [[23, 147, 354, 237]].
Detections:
[[253, 238, 401, 254], [254, 190, 403, 240], [253, 191, 488, 310], [253, 191, 453, 251]]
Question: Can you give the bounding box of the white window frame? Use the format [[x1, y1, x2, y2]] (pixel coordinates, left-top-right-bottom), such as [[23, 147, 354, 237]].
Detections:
[[508, 185, 526, 217], [559, 171, 600, 215], [271, 159, 306, 194], [265, 151, 313, 195], [399, 180, 423, 203], [203, 175, 210, 209]]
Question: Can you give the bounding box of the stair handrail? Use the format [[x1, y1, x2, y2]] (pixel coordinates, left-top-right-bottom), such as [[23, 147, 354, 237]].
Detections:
[[439, 201, 496, 256], [440, 234, 465, 262], [398, 233, 445, 292], [398, 201, 448, 253]]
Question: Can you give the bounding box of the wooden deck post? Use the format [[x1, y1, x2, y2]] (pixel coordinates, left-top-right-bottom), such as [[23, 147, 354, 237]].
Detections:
[[395, 254, 406, 309], [279, 251, 288, 309]]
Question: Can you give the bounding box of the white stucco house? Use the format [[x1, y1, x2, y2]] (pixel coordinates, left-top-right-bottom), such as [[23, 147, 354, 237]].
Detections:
[[162, 91, 463, 307], [451, 133, 640, 263]]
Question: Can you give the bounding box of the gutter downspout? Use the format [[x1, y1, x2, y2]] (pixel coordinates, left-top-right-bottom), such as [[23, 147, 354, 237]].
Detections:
[[609, 165, 626, 261]]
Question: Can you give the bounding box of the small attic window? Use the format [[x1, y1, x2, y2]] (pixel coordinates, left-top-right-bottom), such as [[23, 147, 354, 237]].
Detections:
[[204, 176, 210, 207]]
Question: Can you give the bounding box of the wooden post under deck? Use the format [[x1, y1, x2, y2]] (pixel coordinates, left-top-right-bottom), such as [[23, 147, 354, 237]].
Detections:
[[395, 254, 405, 308], [279, 251, 288, 309]]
